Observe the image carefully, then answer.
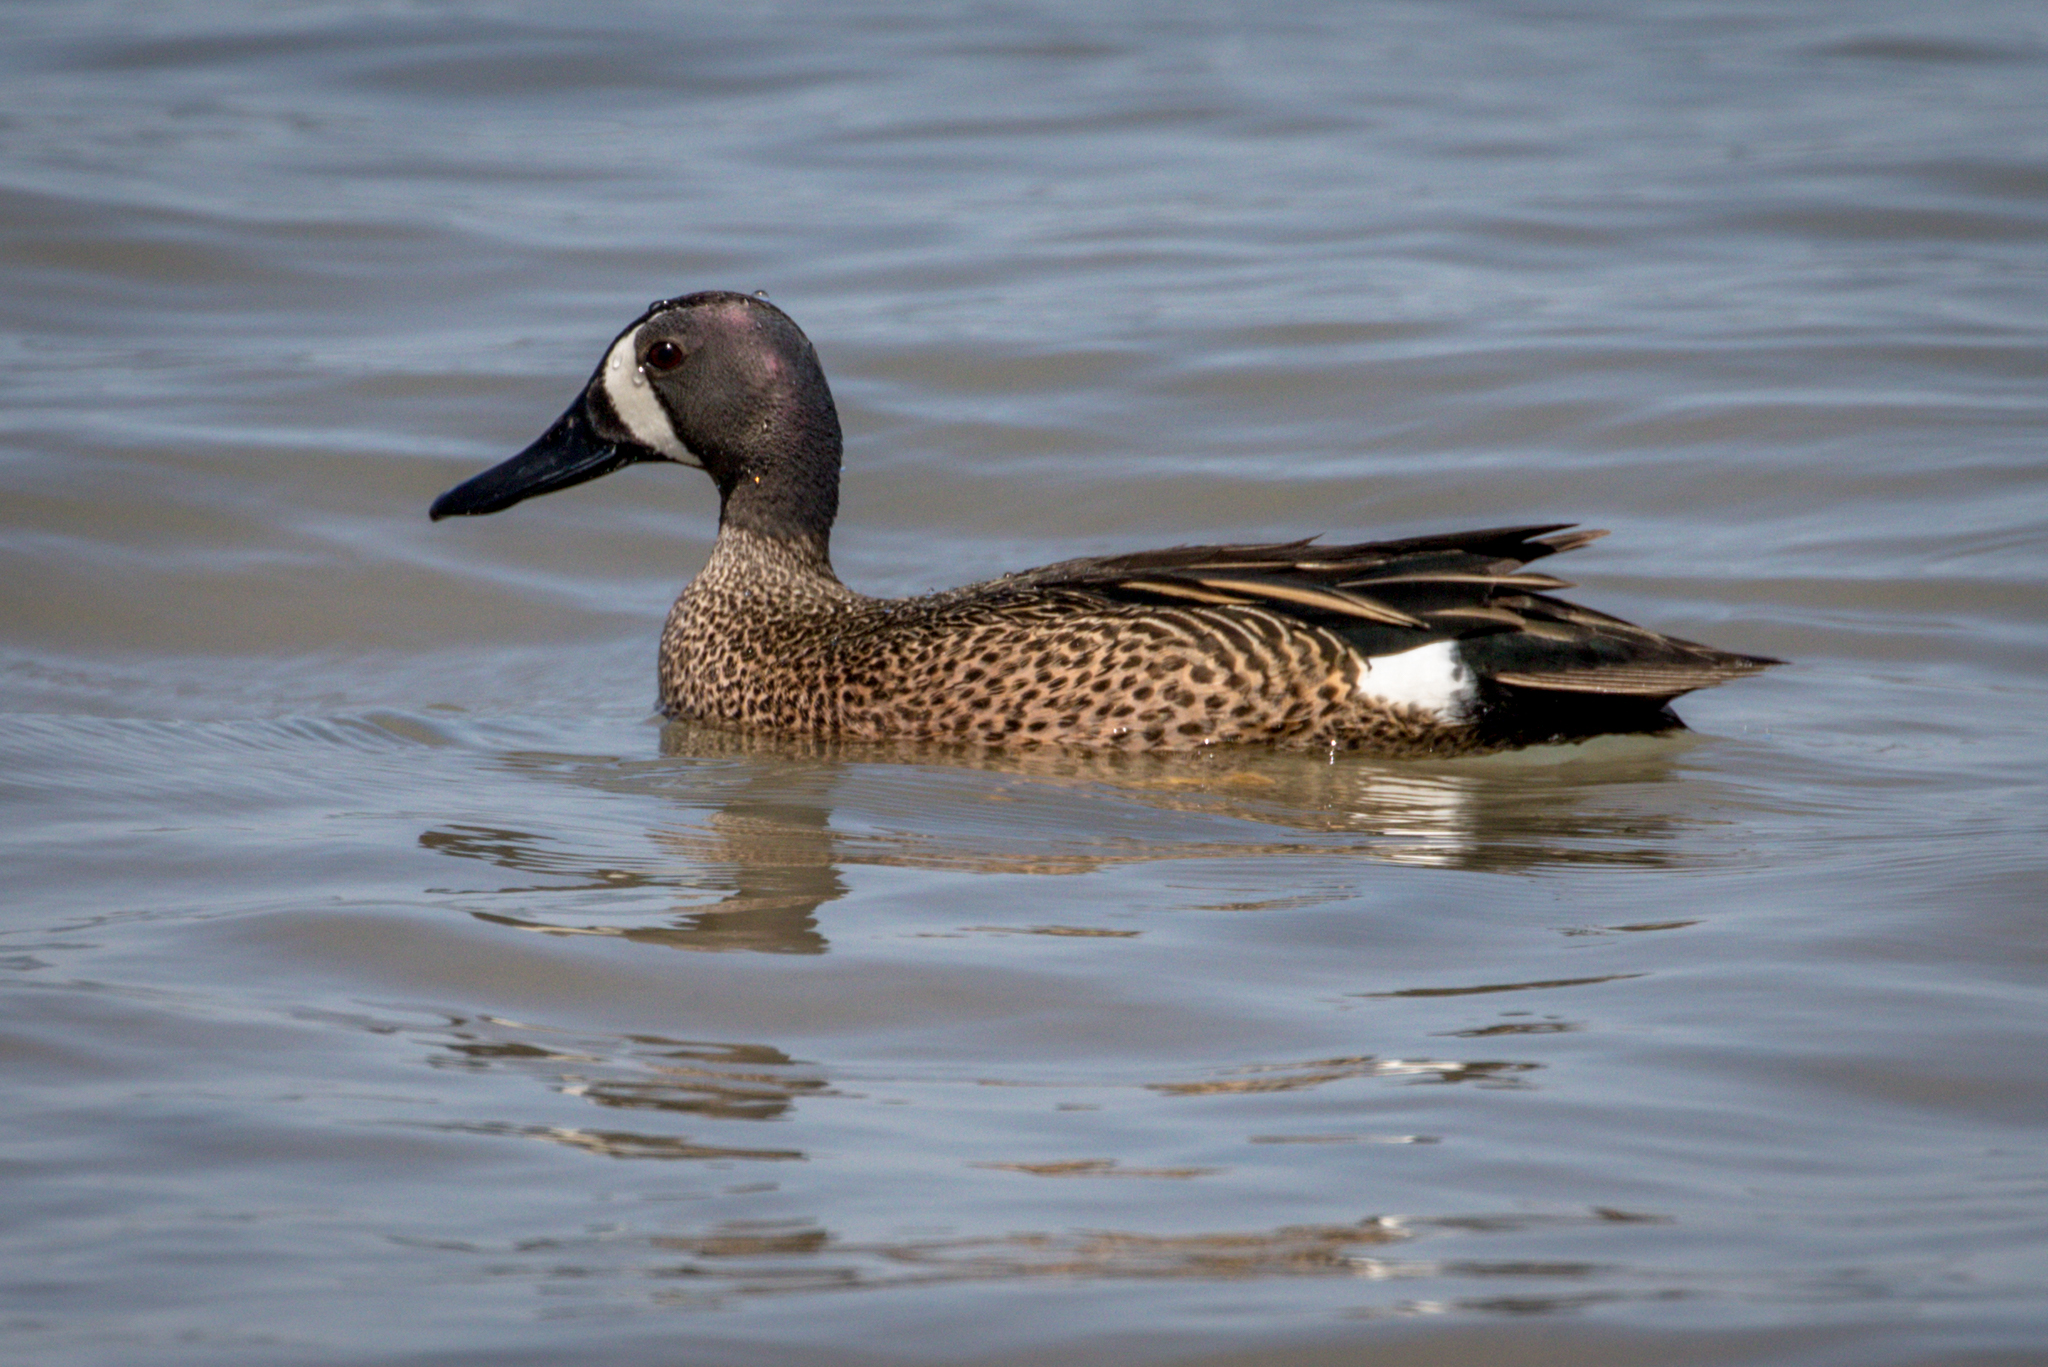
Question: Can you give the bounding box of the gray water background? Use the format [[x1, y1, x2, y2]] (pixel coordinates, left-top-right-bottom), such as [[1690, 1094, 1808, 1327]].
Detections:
[[4, 3, 2047, 1364]]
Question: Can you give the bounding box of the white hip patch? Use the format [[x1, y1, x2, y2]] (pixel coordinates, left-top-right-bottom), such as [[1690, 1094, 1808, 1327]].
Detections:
[[1355, 639, 1477, 723]]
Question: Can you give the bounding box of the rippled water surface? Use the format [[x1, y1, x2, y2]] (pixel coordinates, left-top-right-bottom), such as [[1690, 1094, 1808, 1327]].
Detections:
[[5, 3, 2047, 1365]]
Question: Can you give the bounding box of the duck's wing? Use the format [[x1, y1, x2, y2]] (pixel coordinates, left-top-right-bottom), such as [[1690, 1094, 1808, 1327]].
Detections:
[[1013, 524, 1779, 701]]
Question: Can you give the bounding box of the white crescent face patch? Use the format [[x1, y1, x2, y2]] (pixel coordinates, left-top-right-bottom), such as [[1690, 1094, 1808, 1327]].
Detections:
[[597, 325, 696, 464]]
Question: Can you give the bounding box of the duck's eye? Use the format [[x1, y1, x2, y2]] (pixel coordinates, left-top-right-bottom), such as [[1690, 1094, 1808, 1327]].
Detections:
[[643, 339, 684, 371]]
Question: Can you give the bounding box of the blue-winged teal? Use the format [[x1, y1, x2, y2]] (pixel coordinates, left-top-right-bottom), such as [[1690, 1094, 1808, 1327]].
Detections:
[[431, 292, 1777, 754]]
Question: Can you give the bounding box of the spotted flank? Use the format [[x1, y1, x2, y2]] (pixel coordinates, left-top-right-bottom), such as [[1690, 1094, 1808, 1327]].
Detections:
[[430, 291, 1779, 755]]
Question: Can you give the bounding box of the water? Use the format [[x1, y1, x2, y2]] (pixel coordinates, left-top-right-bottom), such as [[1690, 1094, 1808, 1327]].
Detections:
[[5, 3, 2047, 1364]]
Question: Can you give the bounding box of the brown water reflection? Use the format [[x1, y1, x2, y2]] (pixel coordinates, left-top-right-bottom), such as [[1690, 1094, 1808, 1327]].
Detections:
[[397, 725, 1709, 1308], [417, 723, 1710, 955], [658, 722, 1707, 874], [423, 799, 840, 955], [424, 1207, 1664, 1313], [410, 1012, 1547, 1173], [424, 1015, 830, 1160], [447, 1124, 806, 1162], [1146, 1054, 1537, 1095]]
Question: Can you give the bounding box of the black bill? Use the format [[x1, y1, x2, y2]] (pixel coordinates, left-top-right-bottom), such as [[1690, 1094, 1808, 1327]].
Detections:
[[429, 399, 650, 520]]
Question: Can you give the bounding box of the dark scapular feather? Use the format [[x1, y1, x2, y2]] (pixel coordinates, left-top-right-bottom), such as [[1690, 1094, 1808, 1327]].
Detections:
[[1022, 524, 1779, 702]]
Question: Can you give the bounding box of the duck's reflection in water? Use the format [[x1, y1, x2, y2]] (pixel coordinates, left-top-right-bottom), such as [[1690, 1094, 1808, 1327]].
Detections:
[[656, 720, 1702, 869], [420, 721, 1703, 954], [405, 728, 1701, 1307], [638, 1206, 1654, 1300], [420, 756, 846, 954], [422, 1012, 825, 1161], [392, 1192, 1670, 1313], [406, 1008, 1660, 1310]]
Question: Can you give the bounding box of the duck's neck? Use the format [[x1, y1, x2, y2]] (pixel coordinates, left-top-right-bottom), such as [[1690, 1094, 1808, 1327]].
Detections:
[[709, 406, 841, 573]]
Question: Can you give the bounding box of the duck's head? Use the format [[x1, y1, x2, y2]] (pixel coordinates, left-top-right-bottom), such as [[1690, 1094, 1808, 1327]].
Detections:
[[430, 291, 843, 546]]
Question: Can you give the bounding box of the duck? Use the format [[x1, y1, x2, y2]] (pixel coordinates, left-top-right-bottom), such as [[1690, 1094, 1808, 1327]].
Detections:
[[430, 291, 1777, 755]]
